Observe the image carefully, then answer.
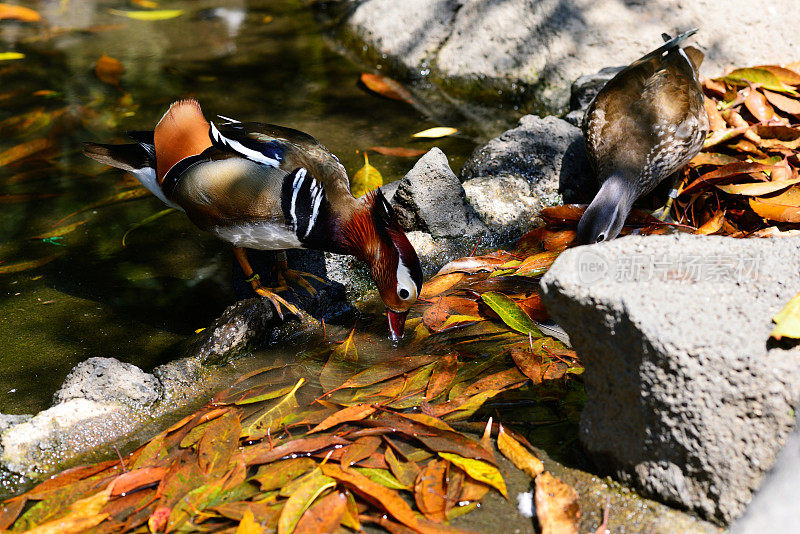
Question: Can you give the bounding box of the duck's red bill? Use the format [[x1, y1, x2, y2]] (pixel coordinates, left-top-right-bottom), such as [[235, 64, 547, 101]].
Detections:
[[387, 309, 408, 342]]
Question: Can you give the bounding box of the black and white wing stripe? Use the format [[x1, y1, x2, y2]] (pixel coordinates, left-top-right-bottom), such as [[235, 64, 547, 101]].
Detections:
[[281, 167, 328, 243], [209, 121, 283, 167]]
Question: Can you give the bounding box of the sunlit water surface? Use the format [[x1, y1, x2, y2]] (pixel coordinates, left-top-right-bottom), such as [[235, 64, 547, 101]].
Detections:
[[0, 0, 477, 414]]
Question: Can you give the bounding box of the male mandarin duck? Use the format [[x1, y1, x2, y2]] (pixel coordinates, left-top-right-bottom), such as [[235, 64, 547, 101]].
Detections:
[[578, 29, 709, 245], [83, 99, 422, 341]]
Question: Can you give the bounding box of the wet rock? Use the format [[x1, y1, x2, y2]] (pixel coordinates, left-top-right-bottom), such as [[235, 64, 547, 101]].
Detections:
[[460, 115, 592, 239], [321, 0, 800, 116], [54, 357, 162, 407], [0, 414, 31, 435], [540, 234, 800, 523], [731, 418, 800, 533], [564, 66, 624, 126], [192, 298, 280, 365], [391, 148, 487, 239], [0, 399, 139, 477]]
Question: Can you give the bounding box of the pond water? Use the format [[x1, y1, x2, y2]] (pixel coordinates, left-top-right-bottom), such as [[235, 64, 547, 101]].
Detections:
[[0, 0, 478, 415]]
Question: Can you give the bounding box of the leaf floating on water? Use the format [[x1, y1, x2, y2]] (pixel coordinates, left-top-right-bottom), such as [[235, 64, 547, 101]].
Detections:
[[350, 152, 383, 198], [412, 127, 458, 139], [107, 8, 183, 20], [535, 472, 581, 534], [359, 73, 415, 104], [309, 403, 374, 434], [497, 424, 544, 479], [0, 4, 40, 22], [481, 291, 543, 337], [95, 54, 124, 86], [0, 52, 24, 61], [771, 290, 800, 340], [241, 378, 305, 439], [368, 146, 427, 157]]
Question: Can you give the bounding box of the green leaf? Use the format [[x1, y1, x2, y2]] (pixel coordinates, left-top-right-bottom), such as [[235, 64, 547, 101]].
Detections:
[[350, 152, 383, 198], [353, 468, 410, 490], [721, 68, 799, 95], [241, 378, 305, 439], [481, 291, 543, 337], [107, 8, 184, 20], [438, 452, 507, 498], [0, 52, 24, 61], [276, 468, 336, 534], [771, 291, 800, 340]]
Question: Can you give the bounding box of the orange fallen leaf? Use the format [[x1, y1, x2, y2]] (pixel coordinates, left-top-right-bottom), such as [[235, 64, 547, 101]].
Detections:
[[744, 87, 774, 122], [694, 210, 725, 235], [0, 3, 40, 22], [535, 472, 580, 534], [369, 146, 427, 157], [360, 73, 414, 104], [95, 54, 124, 86]]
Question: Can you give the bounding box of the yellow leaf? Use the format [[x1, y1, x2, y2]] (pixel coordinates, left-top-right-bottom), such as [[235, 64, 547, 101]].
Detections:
[[497, 424, 544, 478], [350, 152, 383, 198], [438, 452, 507, 498], [241, 378, 305, 439], [771, 291, 800, 340], [107, 8, 183, 20], [277, 469, 336, 534], [412, 127, 458, 138], [0, 52, 24, 61], [0, 4, 40, 22], [236, 508, 265, 534]]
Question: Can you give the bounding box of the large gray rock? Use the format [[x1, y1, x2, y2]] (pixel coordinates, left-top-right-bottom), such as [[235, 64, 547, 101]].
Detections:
[[392, 148, 487, 238], [460, 115, 592, 239], [732, 419, 800, 533], [54, 357, 162, 407], [540, 234, 800, 523], [322, 0, 800, 116]]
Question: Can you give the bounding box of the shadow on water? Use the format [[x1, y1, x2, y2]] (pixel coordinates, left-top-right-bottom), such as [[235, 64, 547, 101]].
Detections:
[[0, 0, 478, 414]]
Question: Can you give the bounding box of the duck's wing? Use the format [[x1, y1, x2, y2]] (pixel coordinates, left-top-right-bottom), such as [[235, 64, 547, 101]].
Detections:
[[210, 120, 353, 201]]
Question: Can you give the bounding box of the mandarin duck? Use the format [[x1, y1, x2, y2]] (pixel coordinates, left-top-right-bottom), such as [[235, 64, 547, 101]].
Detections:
[[83, 99, 422, 340], [577, 29, 709, 245]]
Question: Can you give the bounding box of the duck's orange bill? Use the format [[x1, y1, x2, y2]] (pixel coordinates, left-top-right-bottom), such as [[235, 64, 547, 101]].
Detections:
[[387, 309, 408, 343]]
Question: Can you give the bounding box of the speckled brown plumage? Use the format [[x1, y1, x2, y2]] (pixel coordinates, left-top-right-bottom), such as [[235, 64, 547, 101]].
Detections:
[[578, 29, 709, 244]]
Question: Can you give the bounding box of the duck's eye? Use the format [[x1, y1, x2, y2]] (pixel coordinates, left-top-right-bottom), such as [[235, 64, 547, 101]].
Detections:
[[398, 288, 410, 300]]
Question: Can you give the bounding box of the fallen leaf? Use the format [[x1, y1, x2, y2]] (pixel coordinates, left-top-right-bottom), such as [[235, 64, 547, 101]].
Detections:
[[236, 508, 264, 534], [414, 459, 448, 522], [771, 291, 800, 340], [715, 178, 800, 196], [360, 73, 415, 104], [0, 138, 51, 167], [721, 68, 798, 95], [309, 403, 375, 433], [438, 453, 507, 498], [0, 254, 58, 275], [240, 378, 305, 439], [754, 65, 800, 86], [252, 458, 317, 491], [107, 8, 183, 20], [340, 436, 382, 467], [420, 272, 465, 299], [497, 424, 544, 478], [293, 491, 347, 534], [369, 146, 427, 157], [535, 472, 580, 534], [148, 506, 170, 533], [243, 435, 350, 466], [109, 467, 166, 496], [95, 54, 123, 86], [350, 152, 383, 198], [689, 152, 740, 166], [412, 127, 458, 139], [0, 4, 40, 22], [277, 469, 336, 534], [763, 89, 800, 115], [694, 210, 725, 235], [744, 87, 774, 122], [384, 446, 420, 488], [0, 52, 24, 61], [481, 291, 543, 337], [749, 187, 800, 222], [426, 353, 458, 400], [355, 467, 410, 490]]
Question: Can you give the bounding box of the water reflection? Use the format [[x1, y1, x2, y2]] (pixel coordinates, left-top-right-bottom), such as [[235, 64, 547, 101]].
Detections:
[[0, 0, 476, 414]]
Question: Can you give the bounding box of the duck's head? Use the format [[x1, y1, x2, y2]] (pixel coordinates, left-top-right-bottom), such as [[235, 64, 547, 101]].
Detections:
[[343, 190, 422, 341]]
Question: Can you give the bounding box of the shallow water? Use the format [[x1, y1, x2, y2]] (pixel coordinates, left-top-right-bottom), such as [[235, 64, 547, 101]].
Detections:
[[0, 0, 477, 415]]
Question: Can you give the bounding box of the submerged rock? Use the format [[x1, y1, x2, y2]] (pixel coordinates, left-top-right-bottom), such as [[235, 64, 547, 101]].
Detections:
[[540, 234, 800, 523], [54, 357, 162, 407], [461, 115, 592, 239]]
